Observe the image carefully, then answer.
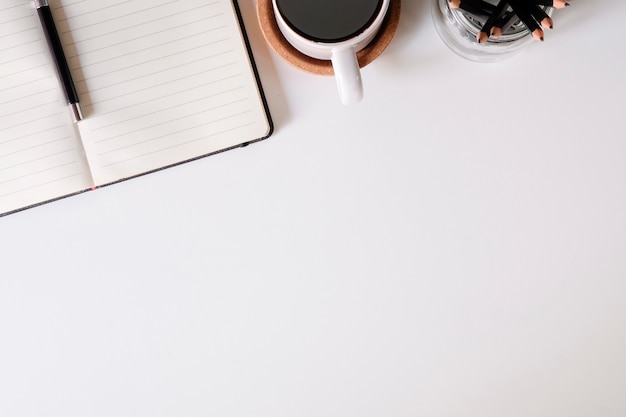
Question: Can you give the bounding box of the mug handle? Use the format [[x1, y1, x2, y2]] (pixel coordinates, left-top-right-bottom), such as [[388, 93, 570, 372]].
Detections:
[[331, 46, 363, 105]]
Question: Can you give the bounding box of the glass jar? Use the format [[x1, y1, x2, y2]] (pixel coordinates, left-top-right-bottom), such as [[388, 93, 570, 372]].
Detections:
[[432, 0, 552, 62]]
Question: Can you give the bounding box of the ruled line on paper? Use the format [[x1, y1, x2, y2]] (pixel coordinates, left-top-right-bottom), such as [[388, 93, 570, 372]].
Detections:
[[0, 161, 79, 186], [81, 64, 241, 121], [0, 123, 65, 145], [97, 108, 254, 156], [0, 75, 51, 93], [55, 0, 137, 22], [100, 120, 256, 168], [88, 68, 241, 109], [0, 135, 69, 156], [0, 113, 64, 134], [92, 82, 245, 136], [0, 63, 50, 82], [1, 87, 57, 107], [58, 0, 222, 28], [96, 95, 248, 147], [1, 51, 46, 67], [0, 4, 23, 12], [59, 0, 181, 34], [78, 53, 235, 91], [52, 0, 88, 11], [0, 173, 82, 199], [65, 19, 225, 60], [1, 44, 50, 74], [0, 148, 77, 172], [77, 42, 237, 88], [63, 6, 223, 48], [80, 59, 238, 106], [0, 39, 41, 54], [0, 99, 60, 120], [71, 32, 233, 86], [0, 14, 31, 26], [0, 25, 36, 40], [75, 42, 234, 84], [71, 31, 229, 72]]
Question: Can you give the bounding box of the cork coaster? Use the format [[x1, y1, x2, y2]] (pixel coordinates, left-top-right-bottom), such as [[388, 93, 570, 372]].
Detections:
[[257, 0, 401, 76]]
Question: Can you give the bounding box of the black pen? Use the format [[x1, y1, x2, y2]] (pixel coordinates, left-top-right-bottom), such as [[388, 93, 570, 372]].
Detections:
[[34, 0, 83, 123]]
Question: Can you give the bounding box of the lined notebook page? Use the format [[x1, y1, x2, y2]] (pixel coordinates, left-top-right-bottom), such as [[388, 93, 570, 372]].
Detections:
[[1, 1, 93, 216], [55, 0, 271, 185]]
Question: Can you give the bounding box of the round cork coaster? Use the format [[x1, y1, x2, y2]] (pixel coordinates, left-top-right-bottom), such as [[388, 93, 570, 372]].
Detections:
[[257, 0, 401, 76]]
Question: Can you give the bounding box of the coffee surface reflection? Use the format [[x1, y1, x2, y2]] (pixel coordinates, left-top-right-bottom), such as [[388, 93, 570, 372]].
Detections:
[[276, 0, 384, 42]]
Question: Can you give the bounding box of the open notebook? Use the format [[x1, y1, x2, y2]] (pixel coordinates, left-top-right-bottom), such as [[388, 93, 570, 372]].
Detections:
[[1, 0, 272, 216]]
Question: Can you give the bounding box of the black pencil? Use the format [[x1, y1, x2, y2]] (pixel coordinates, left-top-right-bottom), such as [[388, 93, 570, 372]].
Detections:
[[477, 0, 509, 43], [530, 0, 569, 9], [490, 11, 518, 38], [509, 0, 544, 41], [529, 4, 554, 29], [449, 0, 495, 16]]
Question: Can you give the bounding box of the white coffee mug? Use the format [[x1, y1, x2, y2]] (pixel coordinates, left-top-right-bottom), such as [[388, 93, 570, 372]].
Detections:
[[272, 0, 390, 105]]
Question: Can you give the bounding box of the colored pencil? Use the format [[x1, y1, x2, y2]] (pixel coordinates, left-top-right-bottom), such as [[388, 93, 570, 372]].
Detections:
[[529, 4, 554, 29], [449, 0, 495, 15], [509, 0, 544, 41], [530, 0, 569, 9], [477, 0, 509, 43], [490, 11, 518, 38]]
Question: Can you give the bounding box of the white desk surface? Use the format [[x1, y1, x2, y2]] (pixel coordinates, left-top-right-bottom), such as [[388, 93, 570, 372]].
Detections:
[[2, 1, 625, 416]]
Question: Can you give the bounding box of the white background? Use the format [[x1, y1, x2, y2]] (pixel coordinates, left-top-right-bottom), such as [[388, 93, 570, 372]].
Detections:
[[2, 0, 625, 416]]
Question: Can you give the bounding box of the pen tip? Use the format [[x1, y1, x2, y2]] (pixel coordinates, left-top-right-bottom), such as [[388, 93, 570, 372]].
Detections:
[[70, 102, 83, 123]]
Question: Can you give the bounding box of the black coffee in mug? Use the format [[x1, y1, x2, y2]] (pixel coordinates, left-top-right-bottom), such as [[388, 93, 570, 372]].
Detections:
[[275, 0, 384, 43]]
